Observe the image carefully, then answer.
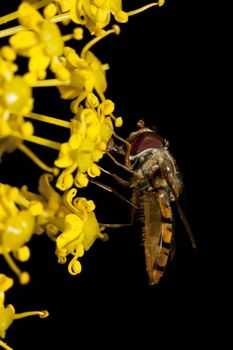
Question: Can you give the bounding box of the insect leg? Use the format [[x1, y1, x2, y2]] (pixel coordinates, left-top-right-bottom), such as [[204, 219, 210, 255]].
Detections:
[[99, 166, 131, 187], [106, 152, 135, 175], [99, 223, 132, 228], [89, 179, 137, 209], [99, 188, 139, 228], [112, 132, 132, 168]]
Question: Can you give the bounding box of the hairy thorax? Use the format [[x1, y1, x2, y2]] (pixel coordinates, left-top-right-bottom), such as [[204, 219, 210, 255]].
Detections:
[[131, 148, 181, 198]]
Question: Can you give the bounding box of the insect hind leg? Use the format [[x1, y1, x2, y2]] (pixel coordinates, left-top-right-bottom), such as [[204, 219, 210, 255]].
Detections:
[[99, 188, 140, 229]]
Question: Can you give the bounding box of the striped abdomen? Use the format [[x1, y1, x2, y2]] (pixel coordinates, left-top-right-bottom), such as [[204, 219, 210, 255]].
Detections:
[[143, 189, 173, 285]]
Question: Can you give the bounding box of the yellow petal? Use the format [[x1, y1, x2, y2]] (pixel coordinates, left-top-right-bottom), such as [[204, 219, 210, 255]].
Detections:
[[10, 31, 38, 52]]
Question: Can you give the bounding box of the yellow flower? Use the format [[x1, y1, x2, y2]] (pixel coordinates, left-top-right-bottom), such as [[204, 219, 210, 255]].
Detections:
[[0, 185, 34, 251], [0, 274, 14, 340], [0, 305, 14, 341], [0, 110, 34, 160], [55, 188, 105, 275], [55, 95, 114, 191], [52, 0, 74, 13], [0, 51, 33, 116], [0, 75, 33, 116], [0, 54, 17, 80], [0, 51, 34, 157], [20, 174, 106, 276], [9, 3, 66, 81], [57, 24, 120, 101], [0, 273, 48, 343], [0, 183, 43, 284], [20, 173, 63, 236], [22, 174, 106, 276], [69, 0, 165, 34], [57, 46, 108, 100], [69, 0, 128, 34], [0, 274, 13, 309]]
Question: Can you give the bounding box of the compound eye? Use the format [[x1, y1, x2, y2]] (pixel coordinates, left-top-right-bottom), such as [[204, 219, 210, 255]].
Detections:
[[130, 131, 165, 156]]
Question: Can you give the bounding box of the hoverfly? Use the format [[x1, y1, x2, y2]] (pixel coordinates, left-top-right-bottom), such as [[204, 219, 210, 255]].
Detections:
[[97, 120, 197, 285], [123, 120, 197, 284]]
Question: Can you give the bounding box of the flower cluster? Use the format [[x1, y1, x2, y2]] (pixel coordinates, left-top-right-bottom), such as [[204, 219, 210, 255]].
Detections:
[[0, 52, 34, 158], [21, 173, 107, 274], [9, 3, 65, 82], [55, 95, 116, 190], [0, 183, 42, 285], [0, 1, 165, 348], [0, 173, 106, 348]]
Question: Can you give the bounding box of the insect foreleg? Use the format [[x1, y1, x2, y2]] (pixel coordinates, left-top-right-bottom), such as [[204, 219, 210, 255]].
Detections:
[[112, 132, 132, 168], [106, 152, 135, 174]]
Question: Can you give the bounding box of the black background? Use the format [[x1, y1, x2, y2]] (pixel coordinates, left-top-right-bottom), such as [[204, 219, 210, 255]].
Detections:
[[0, 1, 230, 349]]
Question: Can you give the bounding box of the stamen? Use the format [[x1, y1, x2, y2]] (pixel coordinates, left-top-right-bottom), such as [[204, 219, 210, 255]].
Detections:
[[13, 190, 30, 210], [14, 310, 49, 320], [11, 131, 62, 150], [70, 90, 89, 113], [94, 86, 105, 103], [0, 25, 23, 39], [2, 251, 30, 285], [25, 112, 71, 128], [50, 12, 71, 24], [62, 34, 74, 42], [32, 0, 53, 11], [81, 25, 120, 58], [0, 0, 50, 25], [127, 2, 164, 17], [18, 143, 58, 174], [31, 79, 70, 87], [0, 339, 13, 350], [0, 12, 71, 39], [13, 190, 49, 221]]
